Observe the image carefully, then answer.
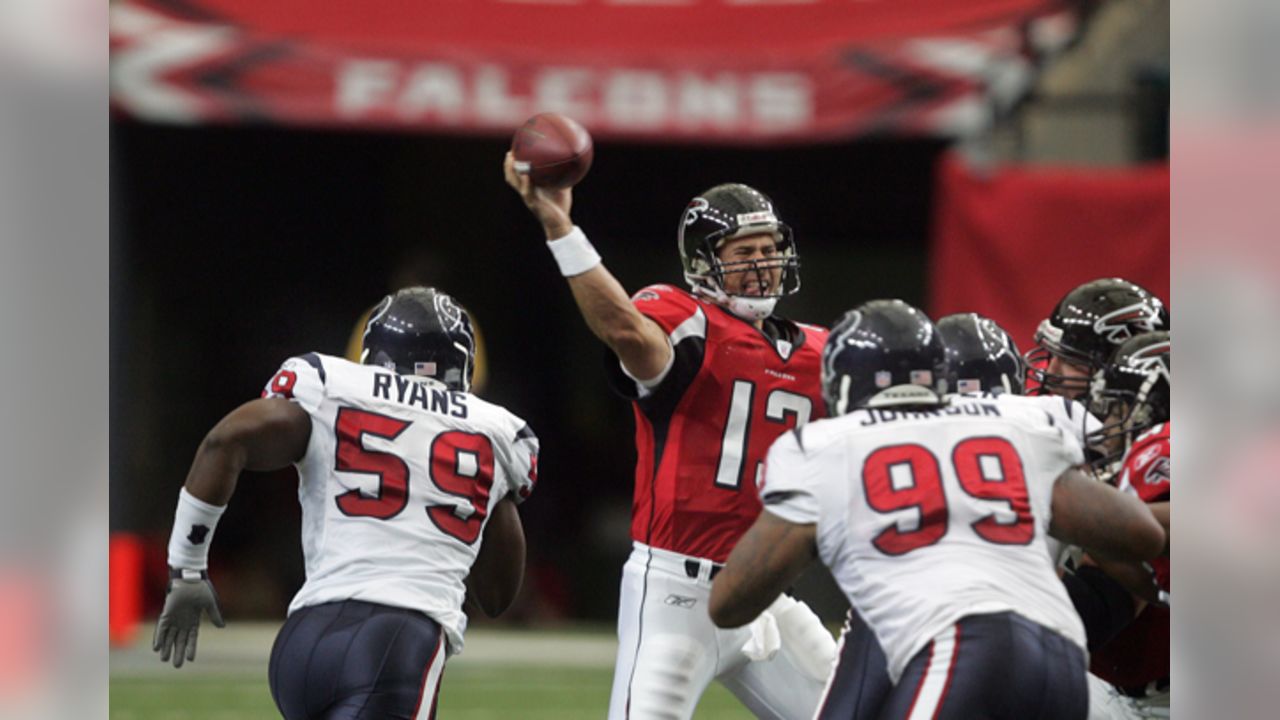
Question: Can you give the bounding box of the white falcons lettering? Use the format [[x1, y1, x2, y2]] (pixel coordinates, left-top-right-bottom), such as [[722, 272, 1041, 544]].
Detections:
[[332, 61, 814, 134]]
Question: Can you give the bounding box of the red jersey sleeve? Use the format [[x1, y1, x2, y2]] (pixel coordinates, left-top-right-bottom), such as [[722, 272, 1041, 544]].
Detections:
[[1119, 424, 1170, 503], [605, 285, 707, 402], [629, 284, 700, 333]]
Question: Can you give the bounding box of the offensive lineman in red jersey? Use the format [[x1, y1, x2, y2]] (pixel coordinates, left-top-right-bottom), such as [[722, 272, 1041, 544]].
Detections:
[[1084, 332, 1171, 718], [1025, 278, 1168, 402], [504, 154, 836, 720], [1027, 282, 1171, 719]]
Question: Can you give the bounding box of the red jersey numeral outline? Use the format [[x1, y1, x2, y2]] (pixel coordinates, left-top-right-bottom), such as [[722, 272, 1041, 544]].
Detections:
[[333, 407, 412, 520], [862, 436, 1035, 556], [426, 431, 496, 544], [332, 407, 496, 545]]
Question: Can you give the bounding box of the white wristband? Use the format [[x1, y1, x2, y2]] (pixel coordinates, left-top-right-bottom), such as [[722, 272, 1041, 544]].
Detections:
[[546, 226, 602, 277], [167, 488, 226, 570]]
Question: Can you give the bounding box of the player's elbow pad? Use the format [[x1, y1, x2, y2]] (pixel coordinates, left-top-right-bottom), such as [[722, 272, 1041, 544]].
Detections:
[[1061, 565, 1135, 651]]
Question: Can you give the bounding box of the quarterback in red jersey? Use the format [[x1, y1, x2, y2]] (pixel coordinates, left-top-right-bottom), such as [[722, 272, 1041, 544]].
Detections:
[[505, 154, 836, 720], [1085, 332, 1171, 717], [617, 283, 827, 563]]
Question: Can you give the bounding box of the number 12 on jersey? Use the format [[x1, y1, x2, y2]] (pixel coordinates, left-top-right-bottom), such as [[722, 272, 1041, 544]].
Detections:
[[333, 406, 494, 544], [715, 380, 812, 490]]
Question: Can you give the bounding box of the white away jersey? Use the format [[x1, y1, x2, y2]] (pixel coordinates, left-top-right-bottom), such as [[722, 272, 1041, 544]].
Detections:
[[761, 396, 1086, 681], [952, 391, 1101, 449], [262, 353, 538, 655], [954, 391, 1103, 566]]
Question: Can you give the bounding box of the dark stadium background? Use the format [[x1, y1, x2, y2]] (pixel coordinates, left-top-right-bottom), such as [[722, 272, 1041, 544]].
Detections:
[[110, 122, 946, 622]]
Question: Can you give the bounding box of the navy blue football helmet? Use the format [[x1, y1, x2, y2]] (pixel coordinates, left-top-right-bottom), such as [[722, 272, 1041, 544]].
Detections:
[[361, 287, 476, 392], [937, 313, 1026, 395], [822, 300, 947, 416]]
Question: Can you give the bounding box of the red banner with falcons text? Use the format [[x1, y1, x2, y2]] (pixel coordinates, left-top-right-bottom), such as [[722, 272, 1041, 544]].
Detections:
[[110, 0, 1077, 143], [928, 152, 1171, 354]]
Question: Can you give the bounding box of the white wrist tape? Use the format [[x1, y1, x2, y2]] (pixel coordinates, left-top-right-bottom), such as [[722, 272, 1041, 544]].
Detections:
[[167, 488, 227, 570], [546, 226, 602, 277]]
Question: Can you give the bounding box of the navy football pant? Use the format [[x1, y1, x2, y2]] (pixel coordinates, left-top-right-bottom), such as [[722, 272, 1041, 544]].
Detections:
[[268, 600, 447, 720], [877, 612, 1086, 720], [816, 612, 894, 720]]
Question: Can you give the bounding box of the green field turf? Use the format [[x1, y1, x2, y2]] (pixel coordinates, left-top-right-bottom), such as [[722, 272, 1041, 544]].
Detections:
[[110, 665, 746, 719], [111, 624, 751, 719]]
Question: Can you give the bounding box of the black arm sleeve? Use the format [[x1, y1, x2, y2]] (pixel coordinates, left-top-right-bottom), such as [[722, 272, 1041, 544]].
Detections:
[[602, 334, 705, 415]]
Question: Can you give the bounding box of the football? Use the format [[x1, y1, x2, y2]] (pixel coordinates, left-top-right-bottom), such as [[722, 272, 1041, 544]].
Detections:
[[510, 113, 594, 189]]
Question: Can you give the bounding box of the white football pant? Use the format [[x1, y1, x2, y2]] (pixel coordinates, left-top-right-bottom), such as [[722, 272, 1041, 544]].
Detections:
[[608, 543, 836, 720]]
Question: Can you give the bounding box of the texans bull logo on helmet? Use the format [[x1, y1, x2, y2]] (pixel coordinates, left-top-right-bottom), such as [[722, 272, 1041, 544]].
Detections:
[[432, 293, 468, 335]]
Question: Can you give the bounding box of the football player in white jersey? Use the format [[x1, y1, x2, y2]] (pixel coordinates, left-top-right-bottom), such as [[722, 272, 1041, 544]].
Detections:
[[939, 312, 1155, 720], [153, 287, 539, 720], [709, 300, 1165, 720]]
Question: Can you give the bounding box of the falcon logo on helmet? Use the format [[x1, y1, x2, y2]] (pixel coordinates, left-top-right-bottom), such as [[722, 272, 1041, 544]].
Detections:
[[1093, 302, 1166, 344], [1127, 340, 1172, 383], [1025, 278, 1168, 398]]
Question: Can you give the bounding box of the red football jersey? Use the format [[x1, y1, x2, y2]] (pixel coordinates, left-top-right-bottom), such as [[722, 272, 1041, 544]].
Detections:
[[608, 284, 828, 563], [1091, 423, 1170, 691]]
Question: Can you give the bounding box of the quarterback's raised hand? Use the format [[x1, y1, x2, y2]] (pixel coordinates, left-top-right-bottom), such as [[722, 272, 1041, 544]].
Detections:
[[504, 151, 574, 240], [153, 569, 226, 668]]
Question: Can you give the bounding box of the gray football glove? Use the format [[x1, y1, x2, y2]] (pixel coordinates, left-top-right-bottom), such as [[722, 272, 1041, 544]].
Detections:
[[153, 568, 226, 668]]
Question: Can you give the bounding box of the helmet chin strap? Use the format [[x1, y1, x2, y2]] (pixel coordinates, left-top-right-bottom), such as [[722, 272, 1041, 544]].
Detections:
[[696, 284, 778, 321], [727, 296, 778, 321]]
